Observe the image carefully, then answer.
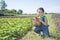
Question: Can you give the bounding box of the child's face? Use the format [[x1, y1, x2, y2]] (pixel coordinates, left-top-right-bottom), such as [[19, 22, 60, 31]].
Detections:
[[37, 9, 44, 16]]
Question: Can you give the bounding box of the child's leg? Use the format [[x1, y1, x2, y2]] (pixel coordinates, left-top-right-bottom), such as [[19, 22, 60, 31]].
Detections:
[[32, 26, 40, 34], [42, 26, 50, 37]]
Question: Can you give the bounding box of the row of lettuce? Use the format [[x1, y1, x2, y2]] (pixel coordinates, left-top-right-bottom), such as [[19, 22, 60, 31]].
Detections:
[[0, 18, 32, 40]]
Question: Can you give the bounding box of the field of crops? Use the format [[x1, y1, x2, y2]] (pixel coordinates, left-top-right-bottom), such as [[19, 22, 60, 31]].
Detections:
[[0, 14, 60, 40], [0, 18, 32, 40]]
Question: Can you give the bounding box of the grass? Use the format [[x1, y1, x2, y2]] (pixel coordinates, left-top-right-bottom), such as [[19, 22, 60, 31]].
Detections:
[[45, 14, 56, 36], [21, 14, 58, 40], [21, 31, 56, 40]]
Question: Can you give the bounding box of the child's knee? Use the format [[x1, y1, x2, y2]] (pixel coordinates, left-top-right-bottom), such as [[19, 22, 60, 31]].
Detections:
[[32, 26, 36, 31], [32, 27, 39, 32]]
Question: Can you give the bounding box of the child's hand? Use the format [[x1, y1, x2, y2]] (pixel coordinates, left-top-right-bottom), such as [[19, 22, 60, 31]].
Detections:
[[35, 16, 42, 22], [33, 17, 36, 20], [33, 17, 41, 22], [32, 17, 41, 26], [39, 18, 42, 22]]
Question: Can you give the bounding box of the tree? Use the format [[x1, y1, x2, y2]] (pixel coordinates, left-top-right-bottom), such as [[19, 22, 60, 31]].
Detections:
[[18, 9, 23, 14], [0, 0, 7, 10], [45, 12, 47, 14], [0, 0, 7, 16]]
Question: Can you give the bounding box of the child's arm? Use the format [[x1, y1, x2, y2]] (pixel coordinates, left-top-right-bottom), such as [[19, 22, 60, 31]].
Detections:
[[41, 20, 48, 26], [39, 17, 48, 26]]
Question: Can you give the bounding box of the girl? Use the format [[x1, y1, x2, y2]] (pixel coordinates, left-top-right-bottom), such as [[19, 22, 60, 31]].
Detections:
[[32, 7, 50, 37]]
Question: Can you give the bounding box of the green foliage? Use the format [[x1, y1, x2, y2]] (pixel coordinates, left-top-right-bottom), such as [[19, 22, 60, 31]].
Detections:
[[18, 9, 23, 14], [0, 18, 32, 40], [0, 0, 7, 10], [45, 14, 56, 35], [0, 9, 23, 16]]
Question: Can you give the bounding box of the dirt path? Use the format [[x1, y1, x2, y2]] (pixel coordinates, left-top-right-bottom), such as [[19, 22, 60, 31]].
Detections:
[[52, 14, 60, 38]]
